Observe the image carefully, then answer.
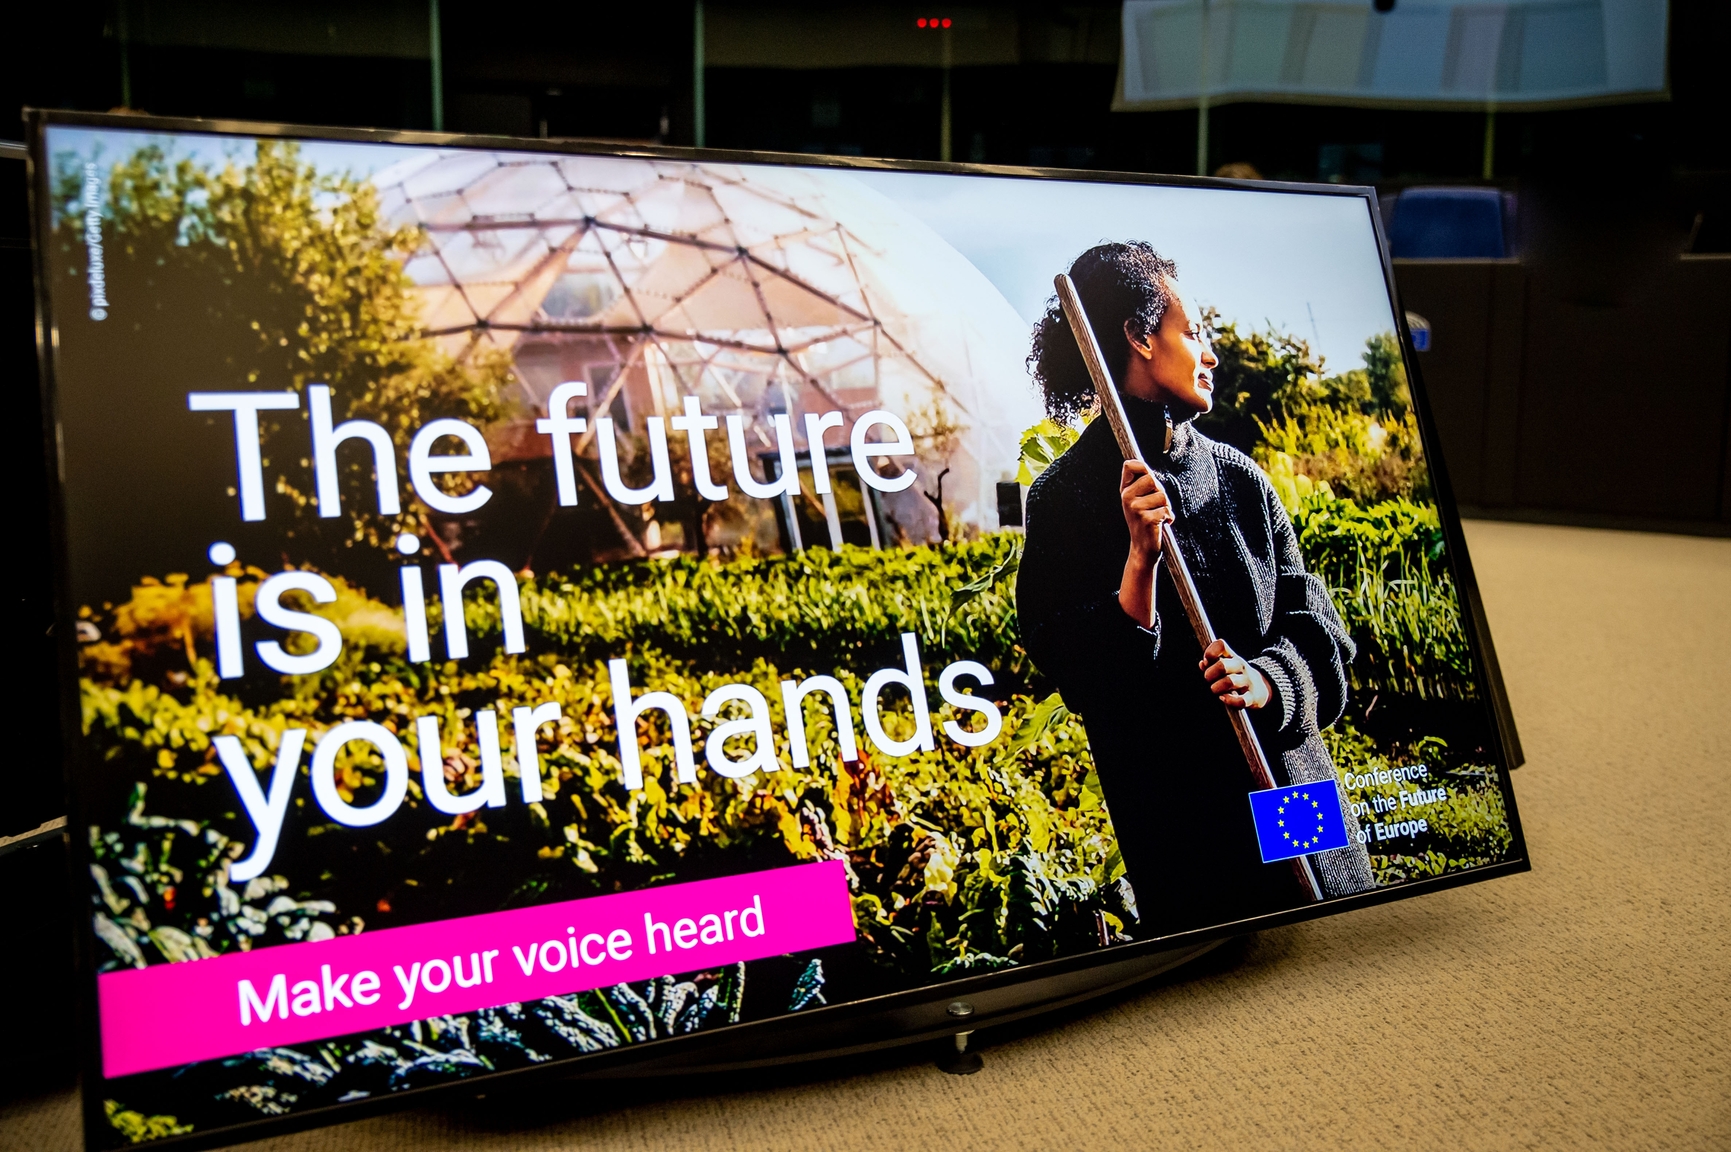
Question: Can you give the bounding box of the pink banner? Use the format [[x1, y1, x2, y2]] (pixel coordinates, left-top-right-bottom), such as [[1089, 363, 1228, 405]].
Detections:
[[98, 861, 856, 1079]]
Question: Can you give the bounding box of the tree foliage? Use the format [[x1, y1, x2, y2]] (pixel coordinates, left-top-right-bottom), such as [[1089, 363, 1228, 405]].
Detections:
[[54, 141, 515, 569], [1197, 318, 1429, 505]]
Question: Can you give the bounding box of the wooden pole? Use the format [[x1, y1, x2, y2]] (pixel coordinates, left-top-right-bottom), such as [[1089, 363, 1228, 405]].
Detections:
[[693, 1, 707, 149], [1195, 0, 1210, 176], [940, 27, 953, 163], [429, 0, 444, 132], [1481, 104, 1496, 181], [1054, 273, 1324, 903]]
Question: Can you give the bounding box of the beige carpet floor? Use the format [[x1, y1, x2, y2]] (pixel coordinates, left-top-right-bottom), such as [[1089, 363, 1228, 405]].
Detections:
[[6, 520, 1728, 1152]]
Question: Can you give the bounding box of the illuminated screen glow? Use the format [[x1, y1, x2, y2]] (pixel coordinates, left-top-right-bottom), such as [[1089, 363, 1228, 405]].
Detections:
[[36, 119, 1525, 1149]]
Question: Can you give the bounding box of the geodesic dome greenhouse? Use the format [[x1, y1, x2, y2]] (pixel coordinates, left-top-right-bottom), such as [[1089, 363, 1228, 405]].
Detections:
[[371, 150, 1041, 562]]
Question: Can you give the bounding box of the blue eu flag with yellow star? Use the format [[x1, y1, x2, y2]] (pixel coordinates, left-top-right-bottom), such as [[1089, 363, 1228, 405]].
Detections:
[[1248, 780, 1350, 863]]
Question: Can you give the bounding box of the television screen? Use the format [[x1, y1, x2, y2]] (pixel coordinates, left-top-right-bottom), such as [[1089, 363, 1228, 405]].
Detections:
[[28, 111, 1527, 1150]]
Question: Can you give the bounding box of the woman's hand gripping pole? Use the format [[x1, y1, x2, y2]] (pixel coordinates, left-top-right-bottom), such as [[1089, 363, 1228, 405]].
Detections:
[[1053, 273, 1324, 903]]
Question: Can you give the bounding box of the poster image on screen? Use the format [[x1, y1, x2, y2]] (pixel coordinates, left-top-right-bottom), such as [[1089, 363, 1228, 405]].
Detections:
[[32, 117, 1525, 1148]]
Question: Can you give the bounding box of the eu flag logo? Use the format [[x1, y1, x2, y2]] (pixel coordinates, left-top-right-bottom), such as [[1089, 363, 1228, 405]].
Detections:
[[1248, 780, 1350, 863]]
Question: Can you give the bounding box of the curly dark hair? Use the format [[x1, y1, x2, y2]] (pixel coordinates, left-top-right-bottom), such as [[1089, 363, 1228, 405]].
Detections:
[[1027, 242, 1179, 422]]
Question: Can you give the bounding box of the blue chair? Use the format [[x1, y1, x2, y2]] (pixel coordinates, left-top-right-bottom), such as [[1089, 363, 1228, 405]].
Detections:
[[1389, 188, 1508, 258]]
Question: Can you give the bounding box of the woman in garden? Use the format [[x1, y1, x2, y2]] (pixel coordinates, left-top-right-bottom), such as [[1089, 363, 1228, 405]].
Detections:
[[1017, 241, 1375, 936]]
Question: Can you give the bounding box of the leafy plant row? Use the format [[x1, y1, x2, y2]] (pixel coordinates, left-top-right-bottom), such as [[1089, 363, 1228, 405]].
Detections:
[[83, 641, 1127, 981]]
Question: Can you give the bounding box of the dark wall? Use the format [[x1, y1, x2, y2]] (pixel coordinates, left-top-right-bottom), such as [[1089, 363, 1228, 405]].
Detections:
[[705, 62, 1155, 170], [1, 145, 78, 1099], [3, 147, 65, 841], [1, 3, 697, 144], [1398, 257, 1731, 532], [4, 4, 1724, 191]]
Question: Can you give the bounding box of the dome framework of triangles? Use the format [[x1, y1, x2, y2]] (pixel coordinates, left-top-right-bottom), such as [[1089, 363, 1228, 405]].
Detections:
[[372, 150, 1040, 559]]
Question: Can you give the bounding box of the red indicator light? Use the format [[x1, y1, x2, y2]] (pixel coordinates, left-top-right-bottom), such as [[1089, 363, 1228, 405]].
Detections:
[[941, 17, 952, 27], [917, 17, 927, 26]]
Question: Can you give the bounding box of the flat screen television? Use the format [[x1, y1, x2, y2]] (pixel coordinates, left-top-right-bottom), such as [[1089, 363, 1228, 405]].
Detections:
[[25, 109, 1528, 1151]]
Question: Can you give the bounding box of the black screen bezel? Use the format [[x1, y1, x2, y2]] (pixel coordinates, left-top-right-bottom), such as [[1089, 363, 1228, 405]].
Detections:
[[24, 107, 1529, 1152]]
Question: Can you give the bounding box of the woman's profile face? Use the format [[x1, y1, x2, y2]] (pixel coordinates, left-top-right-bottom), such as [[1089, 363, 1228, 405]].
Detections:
[[1123, 280, 1218, 416]]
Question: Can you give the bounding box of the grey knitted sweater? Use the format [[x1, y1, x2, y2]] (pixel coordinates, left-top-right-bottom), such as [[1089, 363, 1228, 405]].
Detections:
[[1018, 397, 1375, 935]]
